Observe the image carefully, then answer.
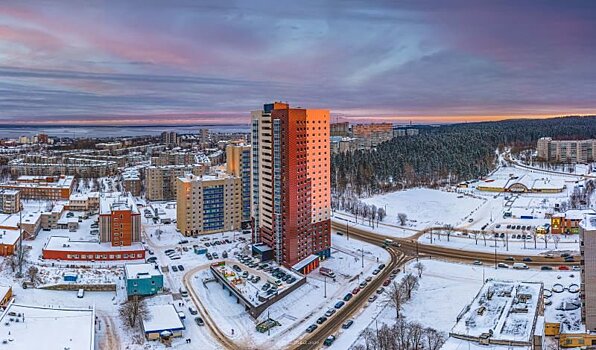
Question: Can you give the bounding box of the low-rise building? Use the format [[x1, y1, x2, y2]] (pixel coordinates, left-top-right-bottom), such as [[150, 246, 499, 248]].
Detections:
[[124, 263, 164, 297], [42, 235, 145, 261], [67, 192, 100, 212], [0, 286, 12, 306], [551, 209, 596, 234], [0, 175, 75, 200], [176, 173, 242, 236], [0, 189, 20, 214], [0, 228, 20, 256], [142, 304, 185, 340]]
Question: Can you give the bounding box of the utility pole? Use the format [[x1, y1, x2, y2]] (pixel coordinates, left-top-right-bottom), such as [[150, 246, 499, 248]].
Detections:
[[324, 276, 327, 298], [416, 241, 419, 262], [346, 221, 349, 241], [494, 241, 497, 270], [361, 245, 364, 268]]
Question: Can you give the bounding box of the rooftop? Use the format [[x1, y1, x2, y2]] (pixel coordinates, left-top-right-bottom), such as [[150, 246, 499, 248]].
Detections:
[[125, 263, 162, 279], [43, 235, 144, 253], [0, 301, 95, 350], [580, 213, 596, 231], [99, 192, 139, 215], [142, 304, 185, 333]]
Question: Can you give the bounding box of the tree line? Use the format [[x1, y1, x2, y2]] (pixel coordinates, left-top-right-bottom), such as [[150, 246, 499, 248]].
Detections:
[[332, 116, 596, 197]]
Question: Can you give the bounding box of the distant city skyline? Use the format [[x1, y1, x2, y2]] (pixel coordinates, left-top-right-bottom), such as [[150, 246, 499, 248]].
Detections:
[[1, 1, 595, 125]]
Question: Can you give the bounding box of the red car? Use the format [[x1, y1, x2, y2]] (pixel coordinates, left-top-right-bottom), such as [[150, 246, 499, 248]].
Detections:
[[558, 265, 570, 271], [352, 287, 361, 295], [382, 279, 391, 287]]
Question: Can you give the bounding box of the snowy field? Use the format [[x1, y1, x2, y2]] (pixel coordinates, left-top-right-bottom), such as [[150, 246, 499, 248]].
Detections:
[[343, 188, 486, 230], [333, 259, 581, 350]]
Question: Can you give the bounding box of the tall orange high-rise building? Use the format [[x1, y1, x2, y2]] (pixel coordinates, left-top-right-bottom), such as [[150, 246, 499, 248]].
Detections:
[[99, 192, 141, 247], [251, 102, 331, 273]]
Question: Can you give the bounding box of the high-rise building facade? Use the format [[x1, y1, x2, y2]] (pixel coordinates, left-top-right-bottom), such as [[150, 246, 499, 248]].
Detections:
[[99, 192, 141, 247], [176, 173, 242, 236], [580, 213, 596, 330], [251, 102, 331, 273], [226, 144, 252, 225]]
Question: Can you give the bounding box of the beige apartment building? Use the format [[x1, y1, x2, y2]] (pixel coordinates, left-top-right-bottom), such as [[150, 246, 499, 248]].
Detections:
[[537, 137, 596, 163], [580, 212, 596, 330], [176, 173, 242, 236], [144, 165, 206, 201], [0, 190, 21, 214], [0, 175, 75, 200]]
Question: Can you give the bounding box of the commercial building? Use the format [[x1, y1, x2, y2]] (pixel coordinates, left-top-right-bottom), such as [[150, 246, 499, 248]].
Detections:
[[42, 235, 145, 261], [537, 137, 596, 163], [0, 189, 21, 214], [124, 263, 164, 297], [0, 175, 75, 200], [447, 280, 544, 349], [551, 209, 596, 234], [580, 213, 596, 330], [476, 174, 565, 193], [176, 173, 241, 236], [142, 304, 185, 340], [226, 144, 252, 224], [352, 123, 393, 148], [251, 102, 331, 273], [0, 300, 95, 350], [145, 165, 206, 201], [122, 169, 142, 196], [99, 192, 141, 246]]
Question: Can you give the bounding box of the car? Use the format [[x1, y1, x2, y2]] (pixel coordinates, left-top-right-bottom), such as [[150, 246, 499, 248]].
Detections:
[[212, 252, 219, 259], [564, 256, 575, 262], [572, 265, 581, 271], [352, 287, 361, 295], [391, 268, 400, 275], [522, 257, 532, 262], [233, 264, 241, 272], [306, 324, 318, 333], [497, 263, 509, 269], [495, 224, 501, 228], [334, 301, 345, 309], [541, 266, 553, 271], [194, 317, 205, 326], [225, 239, 232, 244], [205, 242, 211, 247], [165, 249, 175, 254], [282, 275, 291, 282], [521, 234, 526, 239], [383, 279, 391, 286], [179, 239, 189, 244], [316, 316, 328, 324], [206, 253, 213, 260], [146, 257, 158, 263], [521, 225, 526, 231], [372, 269, 380, 275], [499, 232, 505, 238], [378, 264, 386, 270], [561, 253, 571, 258], [368, 295, 378, 303], [342, 320, 354, 329], [343, 293, 353, 302], [288, 277, 297, 284], [170, 255, 181, 260], [188, 306, 198, 315], [506, 225, 511, 229], [359, 282, 367, 288], [323, 335, 336, 346], [171, 265, 178, 272], [222, 251, 228, 259], [253, 276, 261, 283], [545, 253, 554, 259], [558, 265, 570, 271], [468, 218, 474, 223], [365, 276, 373, 282], [376, 287, 385, 294], [242, 271, 249, 278], [178, 265, 185, 271], [261, 283, 270, 291], [473, 260, 483, 265], [505, 257, 515, 261]]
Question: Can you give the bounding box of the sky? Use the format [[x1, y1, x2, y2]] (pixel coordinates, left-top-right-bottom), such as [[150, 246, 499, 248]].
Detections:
[[1, 0, 595, 126]]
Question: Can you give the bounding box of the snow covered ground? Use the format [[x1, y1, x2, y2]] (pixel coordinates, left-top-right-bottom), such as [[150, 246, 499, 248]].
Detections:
[[335, 259, 581, 350], [190, 234, 390, 349]]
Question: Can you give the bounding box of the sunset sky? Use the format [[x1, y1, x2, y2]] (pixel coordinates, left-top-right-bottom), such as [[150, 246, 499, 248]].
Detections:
[[1, 1, 595, 125]]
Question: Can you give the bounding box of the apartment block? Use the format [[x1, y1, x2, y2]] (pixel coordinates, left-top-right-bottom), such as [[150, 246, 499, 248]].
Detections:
[[176, 173, 242, 236], [581, 213, 596, 330], [226, 144, 252, 224], [99, 192, 141, 246], [0, 190, 21, 214], [144, 165, 206, 201], [537, 137, 596, 163], [161, 131, 178, 145], [352, 123, 393, 148], [251, 102, 331, 274], [0, 175, 74, 200], [122, 169, 142, 196]]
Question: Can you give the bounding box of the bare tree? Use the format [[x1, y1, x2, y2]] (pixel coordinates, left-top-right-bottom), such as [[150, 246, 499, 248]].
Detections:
[[553, 234, 561, 249], [402, 273, 419, 299], [119, 296, 150, 329], [425, 327, 447, 350], [384, 280, 406, 319], [4, 255, 17, 273], [414, 262, 425, 278], [27, 266, 39, 283], [445, 224, 453, 242], [15, 244, 30, 278], [397, 213, 408, 226]]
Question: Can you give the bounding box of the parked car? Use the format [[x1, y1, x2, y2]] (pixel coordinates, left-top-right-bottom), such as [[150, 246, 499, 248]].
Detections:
[[171, 265, 178, 272], [365, 276, 373, 282], [342, 320, 354, 329], [194, 317, 204, 326], [359, 282, 367, 288], [352, 287, 361, 295], [473, 260, 482, 265], [572, 266, 581, 271], [222, 251, 228, 259], [188, 306, 198, 315], [558, 265, 570, 271], [334, 301, 345, 309], [522, 257, 532, 262], [178, 265, 185, 271], [368, 295, 378, 303], [564, 256, 575, 262], [497, 263, 509, 269], [383, 279, 391, 286], [323, 335, 336, 346], [316, 316, 328, 324], [306, 324, 317, 333], [376, 287, 385, 294], [378, 264, 386, 270], [541, 266, 553, 271], [505, 256, 515, 261], [561, 253, 571, 258], [372, 269, 380, 275]]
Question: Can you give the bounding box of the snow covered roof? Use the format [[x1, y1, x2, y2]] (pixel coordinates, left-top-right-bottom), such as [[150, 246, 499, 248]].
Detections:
[[99, 192, 139, 215], [450, 280, 543, 345], [0, 228, 20, 246], [292, 254, 319, 272], [125, 263, 162, 279], [0, 300, 95, 350], [441, 337, 530, 350], [43, 235, 144, 253], [580, 213, 596, 231], [142, 304, 185, 334]]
